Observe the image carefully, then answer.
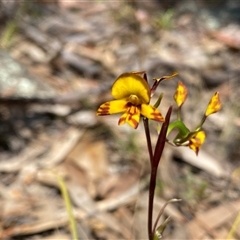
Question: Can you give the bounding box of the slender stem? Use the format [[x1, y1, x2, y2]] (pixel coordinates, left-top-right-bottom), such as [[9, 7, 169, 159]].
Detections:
[[143, 118, 154, 164], [147, 107, 172, 240], [196, 115, 207, 130], [177, 106, 181, 120], [148, 165, 157, 240], [143, 117, 154, 240]]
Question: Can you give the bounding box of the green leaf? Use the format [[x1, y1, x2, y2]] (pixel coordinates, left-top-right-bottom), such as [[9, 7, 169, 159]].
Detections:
[[167, 120, 190, 138]]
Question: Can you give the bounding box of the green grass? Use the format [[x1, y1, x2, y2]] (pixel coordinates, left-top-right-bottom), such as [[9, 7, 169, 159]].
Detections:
[[56, 173, 79, 240]]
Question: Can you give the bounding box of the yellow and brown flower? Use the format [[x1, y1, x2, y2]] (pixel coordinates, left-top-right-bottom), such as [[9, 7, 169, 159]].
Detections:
[[97, 72, 164, 129], [188, 131, 206, 155]]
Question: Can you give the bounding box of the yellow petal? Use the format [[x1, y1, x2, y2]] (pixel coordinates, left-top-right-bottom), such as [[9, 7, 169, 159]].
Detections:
[[97, 99, 127, 115], [205, 92, 221, 116], [174, 81, 188, 107], [141, 104, 165, 122], [112, 73, 150, 104], [189, 131, 206, 155], [118, 106, 140, 129]]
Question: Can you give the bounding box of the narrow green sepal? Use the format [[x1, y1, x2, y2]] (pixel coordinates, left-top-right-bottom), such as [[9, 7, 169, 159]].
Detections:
[[154, 93, 164, 108]]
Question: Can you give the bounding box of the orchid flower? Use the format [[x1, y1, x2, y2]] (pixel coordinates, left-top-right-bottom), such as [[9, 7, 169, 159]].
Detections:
[[97, 72, 164, 129]]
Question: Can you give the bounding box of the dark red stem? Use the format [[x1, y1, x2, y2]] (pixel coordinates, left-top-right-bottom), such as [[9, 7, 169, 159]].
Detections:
[[143, 118, 154, 164], [147, 106, 172, 240]]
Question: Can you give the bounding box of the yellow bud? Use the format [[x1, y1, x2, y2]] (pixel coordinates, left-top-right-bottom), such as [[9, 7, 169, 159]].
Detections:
[[174, 81, 188, 107], [205, 92, 221, 117], [189, 131, 206, 155]]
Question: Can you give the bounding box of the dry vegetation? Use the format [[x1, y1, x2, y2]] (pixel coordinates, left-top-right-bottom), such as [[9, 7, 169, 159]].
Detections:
[[0, 0, 240, 239]]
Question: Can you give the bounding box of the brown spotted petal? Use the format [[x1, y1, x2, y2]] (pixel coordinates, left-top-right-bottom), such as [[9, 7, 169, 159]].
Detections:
[[97, 99, 128, 116], [141, 103, 165, 122], [118, 105, 141, 129], [189, 131, 206, 155]]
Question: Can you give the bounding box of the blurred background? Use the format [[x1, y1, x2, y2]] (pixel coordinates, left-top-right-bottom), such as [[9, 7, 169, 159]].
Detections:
[[0, 0, 240, 239]]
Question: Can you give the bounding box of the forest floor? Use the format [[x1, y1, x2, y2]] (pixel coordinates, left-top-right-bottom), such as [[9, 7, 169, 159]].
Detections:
[[0, 1, 240, 239]]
